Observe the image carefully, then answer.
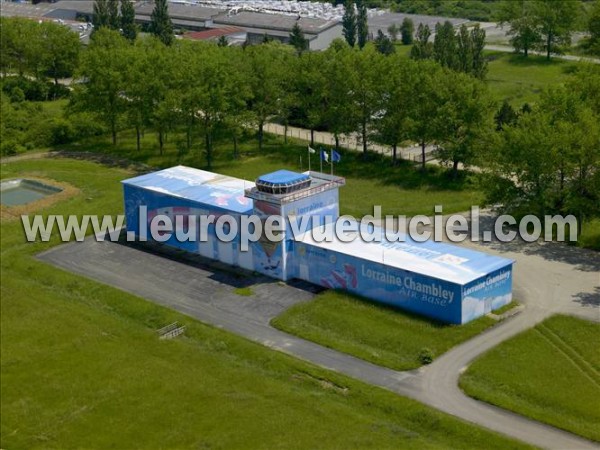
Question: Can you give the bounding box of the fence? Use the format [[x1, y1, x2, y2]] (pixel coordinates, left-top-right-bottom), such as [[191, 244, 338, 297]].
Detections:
[[157, 322, 186, 340]]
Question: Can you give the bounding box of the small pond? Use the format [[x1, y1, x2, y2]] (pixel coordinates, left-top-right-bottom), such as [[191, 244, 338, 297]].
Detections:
[[1, 179, 63, 206]]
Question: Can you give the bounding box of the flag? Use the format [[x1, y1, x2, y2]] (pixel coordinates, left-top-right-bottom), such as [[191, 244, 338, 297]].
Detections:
[[308, 145, 316, 154], [331, 150, 341, 163], [320, 150, 329, 162]]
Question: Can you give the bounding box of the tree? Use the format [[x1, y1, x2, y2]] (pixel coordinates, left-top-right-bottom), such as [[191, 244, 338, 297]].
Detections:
[[289, 22, 309, 54], [223, 46, 252, 158], [321, 44, 356, 151], [494, 100, 518, 131], [93, 0, 110, 30], [356, 0, 368, 49], [404, 61, 445, 171], [108, 0, 120, 30], [484, 111, 560, 218], [245, 43, 290, 151], [0, 18, 39, 77], [387, 23, 399, 42], [436, 71, 493, 178], [586, 1, 600, 55], [348, 46, 385, 155], [470, 24, 487, 79], [121, 0, 137, 42], [375, 55, 415, 164], [74, 29, 130, 145], [217, 35, 228, 47], [400, 17, 414, 45], [534, 0, 578, 60], [374, 30, 395, 55], [433, 21, 457, 70], [410, 23, 432, 60], [342, 0, 356, 47], [40, 21, 80, 87], [294, 52, 326, 146], [120, 37, 175, 153], [497, 0, 541, 57], [150, 0, 174, 46], [189, 45, 246, 169], [456, 24, 472, 74]]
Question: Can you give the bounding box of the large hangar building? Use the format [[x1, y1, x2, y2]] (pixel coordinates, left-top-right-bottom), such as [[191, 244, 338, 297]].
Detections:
[[123, 166, 513, 324]]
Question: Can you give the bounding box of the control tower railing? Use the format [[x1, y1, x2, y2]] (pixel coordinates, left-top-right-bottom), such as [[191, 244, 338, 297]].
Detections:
[[245, 171, 345, 205]]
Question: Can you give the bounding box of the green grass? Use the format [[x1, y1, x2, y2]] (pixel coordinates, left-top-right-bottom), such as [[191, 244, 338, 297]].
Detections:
[[61, 129, 484, 218], [579, 218, 600, 251], [460, 315, 600, 442], [271, 291, 498, 371], [485, 52, 582, 106], [386, 46, 584, 106], [489, 300, 520, 316], [0, 157, 531, 449], [234, 287, 254, 297], [37, 98, 69, 118]]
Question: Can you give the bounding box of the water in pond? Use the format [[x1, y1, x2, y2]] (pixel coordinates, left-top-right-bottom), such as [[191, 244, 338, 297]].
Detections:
[[1, 179, 62, 206]]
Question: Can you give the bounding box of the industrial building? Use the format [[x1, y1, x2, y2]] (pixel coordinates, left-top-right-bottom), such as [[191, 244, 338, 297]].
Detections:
[[122, 166, 514, 324], [0, 0, 468, 51]]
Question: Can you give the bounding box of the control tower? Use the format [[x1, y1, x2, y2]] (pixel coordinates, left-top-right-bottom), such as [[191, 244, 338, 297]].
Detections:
[[244, 170, 345, 280]]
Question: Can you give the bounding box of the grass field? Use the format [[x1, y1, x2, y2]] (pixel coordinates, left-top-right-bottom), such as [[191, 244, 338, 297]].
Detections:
[[484, 52, 582, 106], [62, 129, 484, 218], [272, 291, 498, 371], [391, 46, 582, 106], [460, 315, 600, 442], [0, 157, 532, 448]]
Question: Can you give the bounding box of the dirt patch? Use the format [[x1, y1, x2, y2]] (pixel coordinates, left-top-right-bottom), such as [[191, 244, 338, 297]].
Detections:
[[50, 150, 152, 173], [1, 176, 79, 222]]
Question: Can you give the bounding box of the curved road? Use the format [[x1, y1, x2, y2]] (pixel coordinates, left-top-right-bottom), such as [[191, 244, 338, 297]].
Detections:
[[38, 226, 600, 449]]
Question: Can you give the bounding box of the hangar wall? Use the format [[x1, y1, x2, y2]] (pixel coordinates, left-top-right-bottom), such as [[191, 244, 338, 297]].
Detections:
[[122, 166, 514, 325]]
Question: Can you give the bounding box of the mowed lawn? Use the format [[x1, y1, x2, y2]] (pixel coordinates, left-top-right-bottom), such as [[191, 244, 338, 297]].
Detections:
[[460, 315, 600, 442], [63, 130, 484, 218], [272, 291, 498, 371], [0, 158, 531, 449]]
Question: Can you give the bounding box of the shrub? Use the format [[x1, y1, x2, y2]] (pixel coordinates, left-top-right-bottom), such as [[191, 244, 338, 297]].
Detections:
[[418, 348, 434, 365], [68, 111, 107, 139], [50, 118, 76, 145], [48, 83, 71, 100], [9, 86, 25, 103], [1, 76, 49, 101], [1, 140, 23, 156]]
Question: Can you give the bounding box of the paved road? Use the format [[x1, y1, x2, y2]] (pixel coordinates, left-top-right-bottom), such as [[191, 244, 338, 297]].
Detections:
[[38, 228, 599, 449], [484, 44, 600, 64], [263, 122, 440, 163]]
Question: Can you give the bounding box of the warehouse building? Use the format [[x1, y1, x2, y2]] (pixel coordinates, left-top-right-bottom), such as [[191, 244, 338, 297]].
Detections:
[[122, 166, 514, 324]]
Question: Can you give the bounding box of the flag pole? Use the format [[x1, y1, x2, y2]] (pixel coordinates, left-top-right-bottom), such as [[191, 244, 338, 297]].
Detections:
[[307, 146, 310, 172], [320, 147, 323, 173], [330, 148, 333, 176]]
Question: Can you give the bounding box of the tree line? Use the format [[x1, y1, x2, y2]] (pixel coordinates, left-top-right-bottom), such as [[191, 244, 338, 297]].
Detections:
[[410, 21, 487, 79], [497, 0, 589, 59], [1, 14, 598, 233], [69, 29, 498, 177]]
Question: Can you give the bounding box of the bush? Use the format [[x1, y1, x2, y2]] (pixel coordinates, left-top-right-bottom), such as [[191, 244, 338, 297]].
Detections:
[[1, 140, 23, 156], [1, 76, 49, 101], [9, 86, 25, 103], [418, 348, 434, 365], [50, 118, 76, 145], [68, 112, 107, 139], [1, 77, 70, 102], [48, 83, 71, 100]]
